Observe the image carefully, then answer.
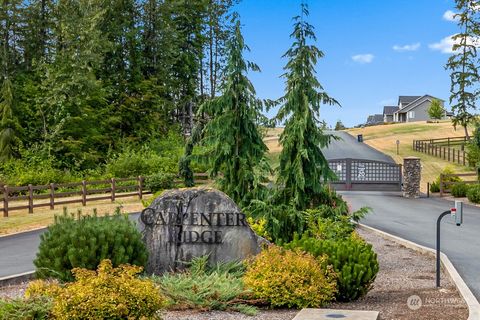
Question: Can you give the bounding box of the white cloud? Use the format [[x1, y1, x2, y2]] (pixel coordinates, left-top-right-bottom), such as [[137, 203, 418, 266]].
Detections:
[[429, 34, 480, 54], [393, 43, 421, 52], [351, 54, 374, 64], [443, 10, 458, 22]]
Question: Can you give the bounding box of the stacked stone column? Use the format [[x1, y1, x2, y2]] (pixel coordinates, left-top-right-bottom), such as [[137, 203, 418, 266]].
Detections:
[[403, 157, 421, 198]]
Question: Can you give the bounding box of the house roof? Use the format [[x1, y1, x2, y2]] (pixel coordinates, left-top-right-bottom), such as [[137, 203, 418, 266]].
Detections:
[[383, 106, 399, 115], [398, 96, 421, 105], [366, 114, 384, 124], [397, 95, 444, 113]]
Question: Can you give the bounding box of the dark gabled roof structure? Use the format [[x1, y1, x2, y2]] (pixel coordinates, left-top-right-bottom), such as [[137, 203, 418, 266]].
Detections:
[[383, 106, 399, 115], [398, 96, 421, 105], [366, 114, 384, 124]]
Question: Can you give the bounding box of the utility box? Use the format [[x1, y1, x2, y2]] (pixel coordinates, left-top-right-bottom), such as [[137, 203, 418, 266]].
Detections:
[[454, 201, 463, 226], [357, 134, 363, 143]]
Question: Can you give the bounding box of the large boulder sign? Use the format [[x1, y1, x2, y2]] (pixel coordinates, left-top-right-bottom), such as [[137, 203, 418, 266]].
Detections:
[[140, 188, 263, 274]]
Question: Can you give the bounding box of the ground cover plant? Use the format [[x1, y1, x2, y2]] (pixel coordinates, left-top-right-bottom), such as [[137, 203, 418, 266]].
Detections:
[[155, 256, 256, 315]]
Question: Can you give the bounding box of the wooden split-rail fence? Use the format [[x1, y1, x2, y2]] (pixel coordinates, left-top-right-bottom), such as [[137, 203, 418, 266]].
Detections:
[[1, 173, 209, 217], [413, 137, 468, 166]]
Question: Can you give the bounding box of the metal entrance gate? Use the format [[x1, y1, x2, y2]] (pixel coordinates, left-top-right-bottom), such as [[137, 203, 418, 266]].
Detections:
[[328, 158, 402, 191]]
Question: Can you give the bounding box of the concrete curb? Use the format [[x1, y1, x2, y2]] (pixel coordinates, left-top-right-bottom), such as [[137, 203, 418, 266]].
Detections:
[[358, 223, 480, 320], [0, 271, 35, 287]]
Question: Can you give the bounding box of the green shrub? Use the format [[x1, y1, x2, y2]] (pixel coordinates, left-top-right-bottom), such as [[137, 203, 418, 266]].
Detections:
[[0, 297, 52, 320], [34, 210, 148, 282], [430, 181, 440, 193], [287, 233, 379, 302], [451, 183, 469, 198], [145, 172, 176, 192], [467, 184, 480, 203], [156, 256, 254, 314], [105, 145, 179, 178], [436, 166, 461, 192], [27, 260, 164, 320], [243, 245, 337, 308]]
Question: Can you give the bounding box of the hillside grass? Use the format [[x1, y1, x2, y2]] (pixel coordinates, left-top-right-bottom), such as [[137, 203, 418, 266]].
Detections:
[[347, 121, 474, 192]]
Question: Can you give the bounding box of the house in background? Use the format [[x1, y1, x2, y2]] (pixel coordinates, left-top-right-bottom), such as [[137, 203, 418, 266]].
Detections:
[[383, 95, 449, 123], [366, 114, 384, 126], [383, 106, 398, 123]]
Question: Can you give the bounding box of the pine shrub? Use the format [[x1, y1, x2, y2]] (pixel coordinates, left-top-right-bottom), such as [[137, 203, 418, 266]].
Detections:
[[287, 233, 379, 302], [34, 210, 148, 282], [27, 260, 164, 320], [243, 246, 337, 308]]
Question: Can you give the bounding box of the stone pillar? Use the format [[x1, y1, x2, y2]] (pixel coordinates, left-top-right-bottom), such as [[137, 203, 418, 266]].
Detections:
[[403, 157, 421, 198]]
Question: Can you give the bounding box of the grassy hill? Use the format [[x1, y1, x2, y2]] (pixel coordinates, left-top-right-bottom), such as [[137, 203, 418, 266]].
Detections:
[[347, 121, 473, 192], [265, 121, 474, 193]]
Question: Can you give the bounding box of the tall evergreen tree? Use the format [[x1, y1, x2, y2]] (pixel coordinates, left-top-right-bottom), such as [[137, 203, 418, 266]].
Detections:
[[275, 4, 339, 209], [0, 78, 17, 160], [36, 0, 107, 168], [446, 0, 480, 139], [198, 20, 269, 206]]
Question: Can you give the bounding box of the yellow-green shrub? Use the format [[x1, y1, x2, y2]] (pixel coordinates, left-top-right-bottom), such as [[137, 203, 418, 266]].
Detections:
[[26, 259, 165, 320], [243, 245, 337, 308]]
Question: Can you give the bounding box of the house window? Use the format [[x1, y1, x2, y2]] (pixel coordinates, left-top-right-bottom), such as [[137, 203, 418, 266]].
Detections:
[[408, 111, 415, 118]]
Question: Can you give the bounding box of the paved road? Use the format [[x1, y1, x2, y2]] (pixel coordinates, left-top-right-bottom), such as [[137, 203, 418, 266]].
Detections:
[[343, 191, 480, 300], [322, 131, 395, 163], [0, 213, 142, 278]]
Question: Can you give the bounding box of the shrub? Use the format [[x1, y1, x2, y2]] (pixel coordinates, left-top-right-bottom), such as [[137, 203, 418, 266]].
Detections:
[[436, 166, 461, 191], [287, 233, 378, 302], [430, 181, 440, 193], [105, 145, 179, 178], [27, 260, 164, 320], [243, 245, 337, 308], [305, 215, 355, 241], [451, 183, 469, 198], [467, 184, 480, 203], [156, 256, 254, 314], [34, 210, 148, 281], [145, 172, 176, 192], [0, 297, 52, 320]]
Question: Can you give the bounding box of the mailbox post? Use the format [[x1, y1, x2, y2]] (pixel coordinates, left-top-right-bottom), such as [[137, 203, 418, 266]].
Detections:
[[436, 201, 463, 287]]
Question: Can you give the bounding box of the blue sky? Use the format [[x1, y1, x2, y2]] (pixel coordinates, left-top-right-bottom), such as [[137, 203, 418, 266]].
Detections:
[[236, 0, 459, 127]]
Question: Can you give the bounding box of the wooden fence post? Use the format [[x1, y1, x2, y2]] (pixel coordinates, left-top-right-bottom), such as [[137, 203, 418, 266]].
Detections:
[[448, 148, 451, 162], [138, 176, 143, 200], [463, 150, 466, 166], [440, 174, 444, 197], [82, 180, 87, 206], [50, 183, 55, 209], [2, 185, 8, 218], [111, 178, 116, 202], [28, 184, 33, 214]]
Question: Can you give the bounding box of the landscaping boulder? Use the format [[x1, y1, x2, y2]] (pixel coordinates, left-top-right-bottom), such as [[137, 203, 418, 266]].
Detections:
[[140, 187, 263, 274]]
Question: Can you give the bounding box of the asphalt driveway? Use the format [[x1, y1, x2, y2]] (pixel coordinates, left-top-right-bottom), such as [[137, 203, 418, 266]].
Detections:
[[322, 131, 395, 163], [343, 191, 480, 300]]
